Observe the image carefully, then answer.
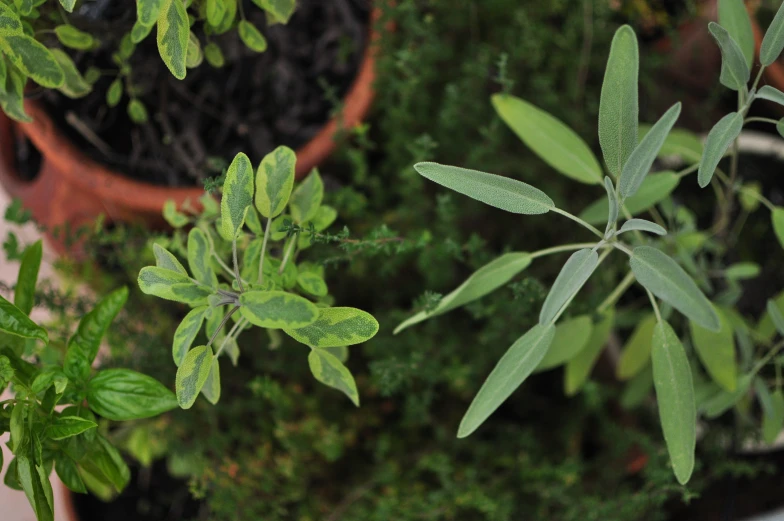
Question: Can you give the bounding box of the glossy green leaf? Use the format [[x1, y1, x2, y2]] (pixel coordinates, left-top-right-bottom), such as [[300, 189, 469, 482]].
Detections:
[[82, 436, 131, 492], [651, 320, 696, 485], [763, 389, 784, 444], [415, 162, 554, 215], [767, 299, 784, 336], [54, 25, 95, 50], [239, 20, 268, 52], [630, 246, 720, 331], [725, 262, 760, 280], [0, 355, 13, 389], [153, 243, 187, 275], [289, 169, 323, 223], [200, 359, 220, 405], [187, 228, 217, 287], [691, 308, 736, 391], [761, 0, 784, 66], [0, 294, 47, 343], [757, 85, 784, 107], [239, 290, 318, 329], [10, 402, 27, 451], [87, 369, 177, 420], [535, 315, 593, 371], [175, 345, 213, 409], [698, 112, 743, 188], [0, 34, 64, 87], [297, 271, 328, 297], [45, 415, 97, 441], [138, 0, 163, 26], [14, 240, 41, 316], [55, 455, 86, 494], [185, 31, 202, 68], [173, 306, 207, 366], [617, 314, 657, 380], [63, 344, 90, 383], [220, 152, 254, 239], [59, 0, 76, 12], [16, 456, 53, 521], [255, 145, 295, 218], [565, 310, 615, 395], [619, 103, 681, 199], [599, 25, 639, 178], [68, 286, 128, 363], [539, 249, 599, 325], [284, 307, 378, 348], [617, 218, 667, 236], [580, 171, 680, 225], [308, 348, 359, 405], [492, 94, 603, 184], [157, 0, 189, 79], [255, 0, 296, 24], [395, 252, 532, 333], [31, 369, 67, 394], [708, 22, 750, 90], [458, 324, 555, 438], [773, 207, 784, 249], [718, 0, 754, 68]]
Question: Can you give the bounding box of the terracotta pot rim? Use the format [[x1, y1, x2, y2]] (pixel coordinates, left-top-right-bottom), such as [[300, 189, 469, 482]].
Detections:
[[10, 7, 382, 215]]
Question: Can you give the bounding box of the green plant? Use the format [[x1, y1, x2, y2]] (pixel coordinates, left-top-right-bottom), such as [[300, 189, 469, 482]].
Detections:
[[0, 241, 178, 521], [138, 147, 380, 409], [397, 0, 784, 487], [0, 0, 293, 122]]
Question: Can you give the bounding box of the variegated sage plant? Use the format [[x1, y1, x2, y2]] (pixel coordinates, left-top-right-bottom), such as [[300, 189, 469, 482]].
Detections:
[[396, 1, 784, 486], [138, 147, 379, 409]]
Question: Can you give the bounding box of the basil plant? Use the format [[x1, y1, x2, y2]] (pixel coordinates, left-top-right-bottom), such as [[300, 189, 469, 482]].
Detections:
[[139, 148, 379, 409], [1, 241, 178, 521], [397, 2, 784, 487]]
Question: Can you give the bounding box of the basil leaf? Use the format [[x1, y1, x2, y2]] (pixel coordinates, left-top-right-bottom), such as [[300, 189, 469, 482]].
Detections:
[[535, 315, 593, 371], [175, 345, 213, 409], [708, 22, 750, 91], [173, 306, 208, 367], [15, 240, 41, 315], [157, 0, 189, 79], [617, 218, 667, 236], [255, 145, 295, 218], [698, 112, 743, 188], [0, 294, 48, 343], [458, 324, 555, 438], [55, 454, 86, 494], [44, 415, 97, 441], [289, 169, 324, 223], [539, 249, 599, 325], [68, 286, 128, 363], [220, 152, 254, 239], [81, 436, 130, 492], [308, 348, 359, 405], [617, 313, 657, 380], [284, 307, 379, 348], [16, 455, 54, 521], [87, 369, 177, 420], [239, 290, 319, 329]]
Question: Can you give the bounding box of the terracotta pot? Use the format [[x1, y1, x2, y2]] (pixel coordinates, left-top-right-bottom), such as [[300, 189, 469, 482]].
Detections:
[[0, 8, 383, 255]]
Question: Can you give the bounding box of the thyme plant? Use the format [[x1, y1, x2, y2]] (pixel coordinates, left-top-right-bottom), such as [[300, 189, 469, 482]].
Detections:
[[139, 147, 379, 409], [397, 1, 784, 485]]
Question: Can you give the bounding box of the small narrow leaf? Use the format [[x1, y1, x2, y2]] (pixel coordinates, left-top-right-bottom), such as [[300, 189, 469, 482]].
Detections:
[[767, 299, 784, 336], [772, 207, 784, 249], [172, 306, 207, 366], [220, 152, 254, 239], [395, 253, 532, 333], [630, 246, 720, 331], [54, 25, 95, 50], [284, 307, 379, 348], [238, 20, 268, 52], [725, 262, 760, 280], [187, 228, 217, 287], [255, 145, 296, 218], [761, 0, 784, 66], [308, 348, 359, 406], [535, 315, 593, 371], [617, 314, 657, 380], [718, 0, 755, 68], [16, 456, 53, 521], [15, 240, 42, 315], [708, 22, 751, 91], [157, 0, 189, 79], [599, 25, 639, 178], [289, 169, 324, 223], [580, 171, 680, 225], [617, 218, 667, 236], [239, 290, 319, 329], [651, 320, 696, 485], [604, 176, 618, 235], [539, 249, 599, 325], [175, 346, 214, 409], [756, 85, 784, 106], [619, 103, 681, 200], [458, 324, 555, 438], [297, 271, 328, 297], [698, 112, 743, 188], [492, 94, 603, 184], [639, 126, 704, 164], [691, 309, 737, 392]]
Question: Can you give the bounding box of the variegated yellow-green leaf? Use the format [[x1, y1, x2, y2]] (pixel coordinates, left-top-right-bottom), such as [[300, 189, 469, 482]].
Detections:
[[492, 94, 603, 184], [239, 290, 318, 329], [254, 0, 296, 24], [241, 237, 264, 284], [54, 25, 95, 50], [186, 31, 202, 68], [59, 0, 76, 13], [157, 0, 189, 80], [200, 359, 220, 404], [297, 271, 328, 297], [0, 34, 64, 88], [458, 323, 555, 438], [138, 0, 163, 26], [153, 243, 187, 275], [172, 306, 207, 366], [138, 267, 210, 305], [616, 313, 657, 380], [0, 69, 31, 123], [284, 307, 378, 348], [255, 145, 295, 218], [170, 283, 212, 305], [163, 199, 189, 227], [52, 50, 91, 98], [206, 0, 226, 27], [651, 320, 696, 485], [308, 348, 359, 405], [262, 256, 298, 289], [127, 99, 149, 123], [599, 25, 638, 178], [565, 310, 614, 395], [0, 3, 23, 34], [220, 152, 254, 239], [395, 253, 532, 333], [188, 228, 217, 287], [290, 169, 323, 223], [175, 345, 213, 408], [131, 21, 154, 44], [772, 207, 784, 250], [690, 308, 736, 392], [244, 206, 263, 234], [535, 315, 593, 371], [298, 205, 338, 248], [238, 20, 268, 52], [204, 42, 225, 67]]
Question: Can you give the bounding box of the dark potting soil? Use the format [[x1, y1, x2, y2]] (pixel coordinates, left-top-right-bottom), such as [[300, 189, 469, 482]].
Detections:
[[72, 460, 206, 521], [38, 0, 370, 187]]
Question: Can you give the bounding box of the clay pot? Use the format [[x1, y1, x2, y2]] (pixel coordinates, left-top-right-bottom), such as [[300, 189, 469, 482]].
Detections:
[[0, 8, 382, 255]]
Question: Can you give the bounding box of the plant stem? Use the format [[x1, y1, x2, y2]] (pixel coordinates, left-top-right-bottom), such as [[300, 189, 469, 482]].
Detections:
[[645, 289, 663, 324], [676, 163, 699, 178], [215, 318, 246, 358], [214, 253, 236, 279], [232, 238, 244, 292], [258, 217, 272, 285], [278, 236, 297, 274], [207, 306, 239, 347], [738, 186, 777, 212], [529, 242, 601, 259], [754, 339, 784, 376], [551, 207, 604, 239], [611, 240, 633, 256], [744, 117, 780, 125], [597, 271, 635, 313]]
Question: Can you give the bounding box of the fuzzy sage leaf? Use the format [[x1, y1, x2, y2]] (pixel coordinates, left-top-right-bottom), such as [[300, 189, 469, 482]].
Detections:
[[757, 85, 784, 107], [617, 314, 657, 380], [172, 306, 208, 367], [308, 348, 359, 406], [690, 309, 737, 392], [284, 307, 379, 348], [718, 0, 755, 68], [761, 0, 784, 66], [255, 145, 296, 218], [535, 315, 593, 371], [698, 112, 743, 188], [175, 346, 214, 409], [617, 218, 667, 236], [220, 152, 255, 239], [289, 169, 324, 223], [157, 0, 189, 80], [539, 249, 599, 325], [708, 22, 751, 91]]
